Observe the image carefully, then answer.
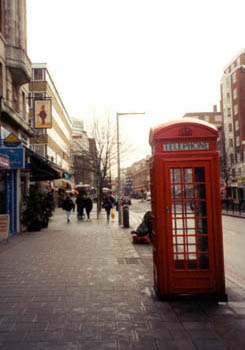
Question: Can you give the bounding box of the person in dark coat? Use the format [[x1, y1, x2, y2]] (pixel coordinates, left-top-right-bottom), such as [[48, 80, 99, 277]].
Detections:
[[76, 192, 86, 220], [62, 195, 75, 223], [84, 195, 93, 221], [131, 211, 152, 240], [103, 194, 114, 222]]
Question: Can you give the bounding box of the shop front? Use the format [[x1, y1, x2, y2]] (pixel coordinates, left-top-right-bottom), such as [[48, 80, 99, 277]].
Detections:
[[0, 144, 25, 233]]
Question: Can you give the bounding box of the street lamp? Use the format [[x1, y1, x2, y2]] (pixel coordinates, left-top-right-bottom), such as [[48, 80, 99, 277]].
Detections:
[[116, 112, 146, 225]]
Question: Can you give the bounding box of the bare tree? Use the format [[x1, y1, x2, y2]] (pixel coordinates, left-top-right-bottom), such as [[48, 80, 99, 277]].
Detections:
[[72, 117, 119, 218]]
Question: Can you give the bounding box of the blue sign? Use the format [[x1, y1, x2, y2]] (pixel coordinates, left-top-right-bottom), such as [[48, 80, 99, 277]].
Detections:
[[0, 148, 25, 169]]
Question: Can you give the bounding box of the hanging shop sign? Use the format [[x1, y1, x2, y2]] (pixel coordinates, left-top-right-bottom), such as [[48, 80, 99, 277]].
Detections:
[[34, 99, 52, 129], [0, 214, 9, 241], [0, 148, 25, 169]]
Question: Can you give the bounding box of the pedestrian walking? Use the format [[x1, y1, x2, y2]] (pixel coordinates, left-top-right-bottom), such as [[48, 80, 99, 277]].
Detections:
[[76, 192, 86, 220], [103, 193, 114, 222], [84, 194, 93, 221], [62, 195, 75, 223]]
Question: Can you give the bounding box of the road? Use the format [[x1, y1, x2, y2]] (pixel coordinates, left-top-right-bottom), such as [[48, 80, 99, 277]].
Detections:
[[129, 199, 245, 293]]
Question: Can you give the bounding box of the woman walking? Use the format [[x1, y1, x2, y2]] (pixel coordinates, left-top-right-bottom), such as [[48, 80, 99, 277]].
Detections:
[[84, 194, 93, 221], [103, 194, 114, 222]]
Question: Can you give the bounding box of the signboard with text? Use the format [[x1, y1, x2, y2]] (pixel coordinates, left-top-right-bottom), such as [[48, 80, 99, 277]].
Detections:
[[0, 148, 25, 169]]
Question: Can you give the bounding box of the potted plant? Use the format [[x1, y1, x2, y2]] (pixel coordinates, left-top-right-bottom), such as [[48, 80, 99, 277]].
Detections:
[[22, 190, 55, 231]]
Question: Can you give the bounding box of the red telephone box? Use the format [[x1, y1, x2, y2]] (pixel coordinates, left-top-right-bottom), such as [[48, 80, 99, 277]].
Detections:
[[149, 118, 227, 301]]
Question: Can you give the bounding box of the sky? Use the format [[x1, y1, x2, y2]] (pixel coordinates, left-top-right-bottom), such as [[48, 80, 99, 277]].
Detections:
[[27, 0, 245, 167]]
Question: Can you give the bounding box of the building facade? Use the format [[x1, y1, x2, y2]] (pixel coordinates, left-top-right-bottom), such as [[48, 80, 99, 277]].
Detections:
[[0, 0, 32, 233], [29, 63, 73, 174], [183, 105, 222, 127], [220, 50, 245, 197], [126, 156, 150, 197], [183, 106, 225, 182], [72, 118, 96, 188]]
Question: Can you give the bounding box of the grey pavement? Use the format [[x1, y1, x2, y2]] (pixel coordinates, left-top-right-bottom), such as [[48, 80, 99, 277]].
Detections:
[[0, 208, 245, 350]]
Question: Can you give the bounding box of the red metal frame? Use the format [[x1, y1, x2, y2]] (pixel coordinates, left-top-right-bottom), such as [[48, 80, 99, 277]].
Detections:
[[149, 118, 227, 301]]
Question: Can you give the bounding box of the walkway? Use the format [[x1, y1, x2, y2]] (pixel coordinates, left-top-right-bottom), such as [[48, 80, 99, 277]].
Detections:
[[0, 208, 245, 349]]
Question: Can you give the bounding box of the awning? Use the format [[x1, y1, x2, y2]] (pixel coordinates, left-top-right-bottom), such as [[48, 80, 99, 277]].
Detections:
[[25, 147, 62, 181], [54, 179, 73, 189], [0, 154, 10, 169]]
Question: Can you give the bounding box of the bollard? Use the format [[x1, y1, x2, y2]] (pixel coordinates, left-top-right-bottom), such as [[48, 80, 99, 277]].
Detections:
[[123, 205, 130, 228]]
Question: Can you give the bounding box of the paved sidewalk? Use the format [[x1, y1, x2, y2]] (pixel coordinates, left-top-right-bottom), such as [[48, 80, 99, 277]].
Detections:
[[0, 208, 245, 350]]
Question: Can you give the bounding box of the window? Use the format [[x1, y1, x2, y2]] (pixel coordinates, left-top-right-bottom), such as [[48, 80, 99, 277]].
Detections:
[[204, 115, 209, 122], [235, 120, 239, 131], [33, 68, 44, 81], [237, 154, 241, 163], [214, 115, 221, 122], [230, 154, 234, 164], [228, 123, 232, 132], [229, 139, 233, 147], [22, 91, 26, 120], [227, 108, 231, 117], [226, 92, 230, 101], [236, 136, 240, 146], [233, 88, 237, 100], [234, 104, 238, 115], [232, 71, 237, 84], [0, 0, 4, 34]]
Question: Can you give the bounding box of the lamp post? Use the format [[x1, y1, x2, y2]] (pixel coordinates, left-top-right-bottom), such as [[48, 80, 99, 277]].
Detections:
[[116, 112, 146, 225]]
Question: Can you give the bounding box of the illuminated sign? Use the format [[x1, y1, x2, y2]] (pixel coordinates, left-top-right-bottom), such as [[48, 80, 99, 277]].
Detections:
[[163, 142, 209, 152]]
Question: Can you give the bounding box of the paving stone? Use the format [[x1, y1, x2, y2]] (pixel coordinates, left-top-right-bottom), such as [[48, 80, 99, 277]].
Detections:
[[0, 208, 245, 350]]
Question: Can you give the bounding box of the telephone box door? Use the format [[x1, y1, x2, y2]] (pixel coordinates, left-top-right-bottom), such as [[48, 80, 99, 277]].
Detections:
[[165, 161, 215, 294]]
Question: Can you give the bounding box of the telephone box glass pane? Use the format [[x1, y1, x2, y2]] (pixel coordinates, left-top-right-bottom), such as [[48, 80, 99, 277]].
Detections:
[[183, 168, 193, 182], [170, 165, 209, 272], [199, 254, 209, 269], [195, 184, 206, 199], [184, 184, 194, 199], [196, 201, 207, 217], [197, 236, 208, 252], [171, 168, 181, 182], [184, 201, 194, 215], [195, 167, 205, 182], [172, 202, 182, 216], [197, 218, 208, 234], [171, 185, 181, 199]]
